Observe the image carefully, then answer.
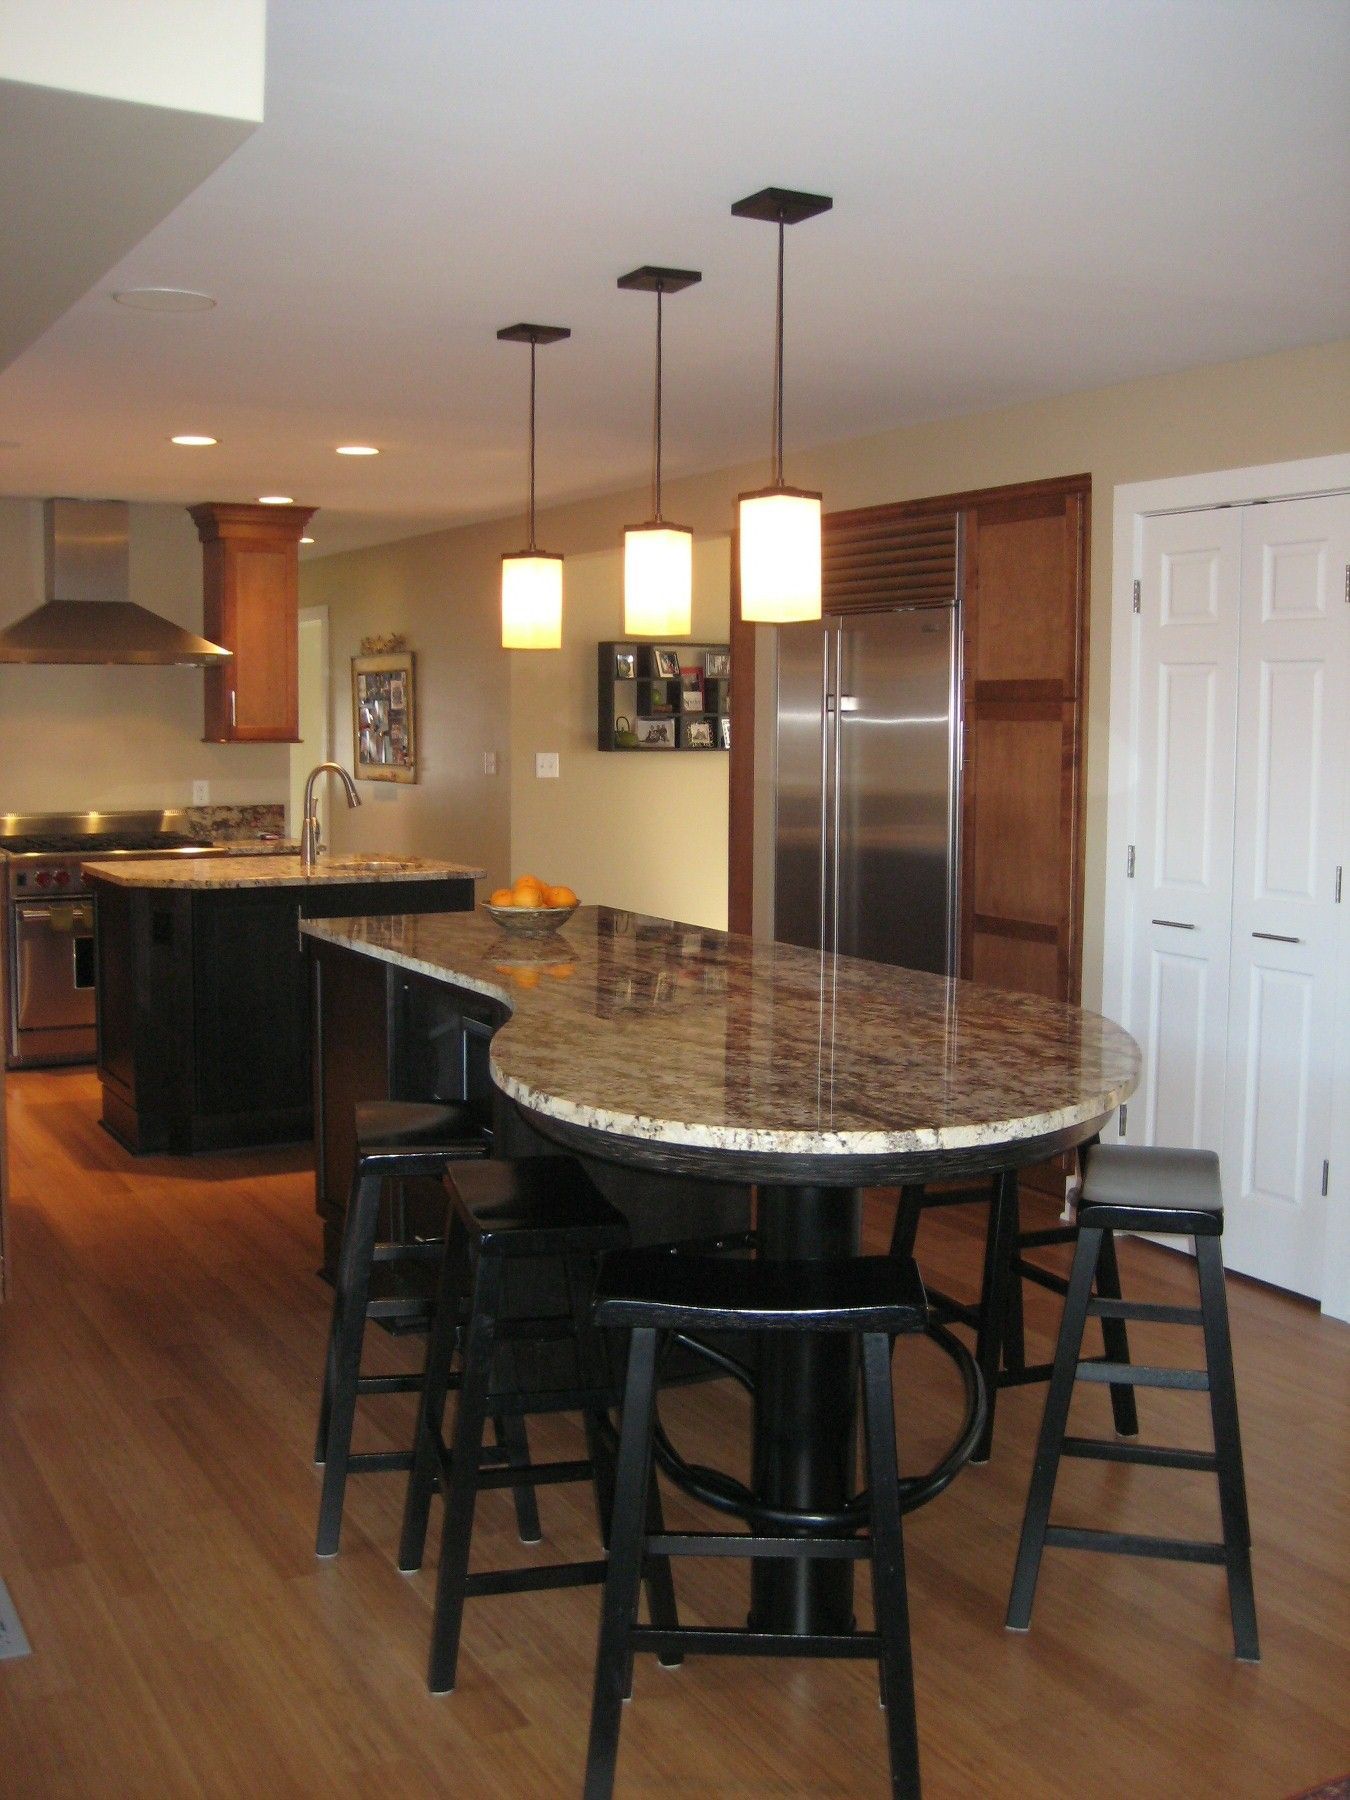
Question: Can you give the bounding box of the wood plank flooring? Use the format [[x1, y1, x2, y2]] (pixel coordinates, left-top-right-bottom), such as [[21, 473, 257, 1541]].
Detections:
[[0, 1068, 1346, 1798]]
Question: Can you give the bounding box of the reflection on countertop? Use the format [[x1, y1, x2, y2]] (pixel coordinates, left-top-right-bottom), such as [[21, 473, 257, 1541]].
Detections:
[[300, 905, 1141, 1159], [82, 853, 486, 889]]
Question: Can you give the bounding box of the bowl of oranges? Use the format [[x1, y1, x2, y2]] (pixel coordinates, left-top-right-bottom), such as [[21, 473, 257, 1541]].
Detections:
[[483, 874, 579, 935]]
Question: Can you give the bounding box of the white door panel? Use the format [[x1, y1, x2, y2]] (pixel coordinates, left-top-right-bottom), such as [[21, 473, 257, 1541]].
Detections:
[[1222, 496, 1349, 1295], [1128, 510, 1241, 1153]]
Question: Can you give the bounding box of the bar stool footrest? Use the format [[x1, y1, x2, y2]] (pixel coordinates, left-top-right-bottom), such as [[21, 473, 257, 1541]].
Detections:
[[646, 1531, 869, 1561], [1061, 1436, 1218, 1472], [1043, 1525, 1227, 1564], [354, 1373, 424, 1396], [465, 1558, 610, 1598], [1087, 1298, 1205, 1326], [476, 1458, 594, 1492], [631, 1626, 880, 1660], [347, 1449, 415, 1474], [1078, 1361, 1209, 1390]]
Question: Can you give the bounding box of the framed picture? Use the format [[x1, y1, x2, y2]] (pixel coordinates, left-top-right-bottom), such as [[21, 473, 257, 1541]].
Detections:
[[352, 650, 416, 782], [685, 718, 715, 748], [705, 649, 731, 679], [651, 647, 681, 679], [636, 716, 676, 748], [719, 716, 731, 749], [614, 649, 637, 680], [680, 668, 704, 712]]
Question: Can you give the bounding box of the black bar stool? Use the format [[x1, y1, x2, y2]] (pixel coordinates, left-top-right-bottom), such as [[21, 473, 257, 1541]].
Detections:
[[314, 1100, 490, 1557], [890, 1165, 1139, 1459], [398, 1155, 682, 1696], [582, 1248, 988, 1800], [1005, 1144, 1259, 1662]]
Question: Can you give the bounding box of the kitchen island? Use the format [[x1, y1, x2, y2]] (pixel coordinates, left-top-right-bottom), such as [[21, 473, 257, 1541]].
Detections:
[[85, 854, 483, 1153], [302, 903, 1140, 1632]]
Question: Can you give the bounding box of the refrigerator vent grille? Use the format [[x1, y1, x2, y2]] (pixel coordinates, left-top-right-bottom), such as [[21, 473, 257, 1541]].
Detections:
[[822, 509, 958, 613]]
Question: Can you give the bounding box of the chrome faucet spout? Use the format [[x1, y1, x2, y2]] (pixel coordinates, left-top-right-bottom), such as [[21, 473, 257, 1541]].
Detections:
[[301, 762, 361, 869]]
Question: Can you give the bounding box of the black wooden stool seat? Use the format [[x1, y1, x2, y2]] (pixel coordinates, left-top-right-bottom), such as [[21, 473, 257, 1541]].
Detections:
[[1006, 1144, 1258, 1662], [583, 1250, 986, 1800], [314, 1099, 491, 1557], [399, 1155, 681, 1697]]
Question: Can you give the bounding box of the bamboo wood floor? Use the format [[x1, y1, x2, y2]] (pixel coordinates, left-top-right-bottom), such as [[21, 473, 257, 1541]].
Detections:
[[0, 1068, 1346, 1798]]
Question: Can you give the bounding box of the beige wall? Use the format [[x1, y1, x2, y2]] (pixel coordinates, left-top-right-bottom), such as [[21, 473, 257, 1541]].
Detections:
[[509, 538, 731, 927], [0, 497, 287, 813], [297, 519, 513, 885], [301, 337, 1350, 999]]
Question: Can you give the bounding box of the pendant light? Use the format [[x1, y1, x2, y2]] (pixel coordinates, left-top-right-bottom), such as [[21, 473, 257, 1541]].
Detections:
[[498, 322, 570, 649], [617, 265, 701, 637], [731, 187, 832, 624]]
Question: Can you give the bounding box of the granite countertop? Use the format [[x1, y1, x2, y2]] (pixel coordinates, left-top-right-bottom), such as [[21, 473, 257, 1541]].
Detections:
[[300, 905, 1141, 1164], [83, 853, 486, 889]]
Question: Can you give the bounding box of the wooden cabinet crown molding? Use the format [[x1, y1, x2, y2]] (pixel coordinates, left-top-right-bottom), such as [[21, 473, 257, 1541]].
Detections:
[[189, 501, 317, 744]]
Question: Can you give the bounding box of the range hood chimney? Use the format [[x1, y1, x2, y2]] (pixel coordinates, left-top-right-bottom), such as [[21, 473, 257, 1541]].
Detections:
[[0, 498, 233, 666]]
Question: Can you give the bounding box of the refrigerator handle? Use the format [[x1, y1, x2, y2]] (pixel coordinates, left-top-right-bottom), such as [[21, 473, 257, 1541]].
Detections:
[[830, 622, 843, 962], [819, 623, 833, 957]]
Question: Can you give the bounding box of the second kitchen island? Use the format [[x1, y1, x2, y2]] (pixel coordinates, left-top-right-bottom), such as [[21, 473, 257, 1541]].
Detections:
[[85, 853, 483, 1153]]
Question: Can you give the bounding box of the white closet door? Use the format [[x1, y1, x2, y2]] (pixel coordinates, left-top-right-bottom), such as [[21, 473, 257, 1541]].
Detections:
[[1129, 510, 1242, 1152], [1221, 496, 1349, 1295]]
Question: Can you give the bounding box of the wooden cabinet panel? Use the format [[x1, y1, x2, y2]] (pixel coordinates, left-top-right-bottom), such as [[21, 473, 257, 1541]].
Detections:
[[190, 502, 315, 743]]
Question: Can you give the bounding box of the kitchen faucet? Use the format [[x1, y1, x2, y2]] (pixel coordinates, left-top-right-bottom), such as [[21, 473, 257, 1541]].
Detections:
[[301, 762, 361, 869]]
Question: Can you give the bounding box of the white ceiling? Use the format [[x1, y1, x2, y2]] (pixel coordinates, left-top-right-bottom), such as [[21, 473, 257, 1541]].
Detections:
[[1, 0, 1347, 560]]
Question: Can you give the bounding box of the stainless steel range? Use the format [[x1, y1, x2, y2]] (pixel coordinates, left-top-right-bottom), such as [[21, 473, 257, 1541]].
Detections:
[[1, 810, 211, 1067]]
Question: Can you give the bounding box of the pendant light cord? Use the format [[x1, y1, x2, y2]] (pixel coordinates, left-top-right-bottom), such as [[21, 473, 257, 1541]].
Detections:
[[773, 214, 785, 486], [527, 339, 538, 551], [652, 285, 664, 522]]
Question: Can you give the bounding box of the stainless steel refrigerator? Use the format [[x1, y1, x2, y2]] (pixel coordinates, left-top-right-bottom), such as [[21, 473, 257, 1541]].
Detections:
[[773, 605, 960, 974]]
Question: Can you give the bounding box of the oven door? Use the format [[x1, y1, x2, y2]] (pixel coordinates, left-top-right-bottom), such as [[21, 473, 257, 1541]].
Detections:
[[13, 899, 97, 1032]]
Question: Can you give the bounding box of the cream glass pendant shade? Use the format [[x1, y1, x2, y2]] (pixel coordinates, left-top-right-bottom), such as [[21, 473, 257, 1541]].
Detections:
[[501, 551, 563, 650], [737, 485, 822, 624], [731, 187, 832, 626], [623, 523, 692, 637], [497, 321, 570, 650], [617, 265, 701, 637]]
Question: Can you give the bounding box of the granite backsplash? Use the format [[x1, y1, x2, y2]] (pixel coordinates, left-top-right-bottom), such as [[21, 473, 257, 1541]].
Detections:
[[185, 803, 288, 843]]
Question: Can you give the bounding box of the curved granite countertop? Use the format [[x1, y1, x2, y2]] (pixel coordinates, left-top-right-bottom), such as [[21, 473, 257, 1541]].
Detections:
[[83, 852, 485, 889], [301, 905, 1140, 1176]]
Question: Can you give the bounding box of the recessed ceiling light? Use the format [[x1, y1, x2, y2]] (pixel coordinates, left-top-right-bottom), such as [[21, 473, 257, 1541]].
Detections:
[[112, 287, 217, 312], [258, 495, 294, 505], [300, 536, 315, 545], [171, 434, 218, 447], [336, 444, 379, 456]]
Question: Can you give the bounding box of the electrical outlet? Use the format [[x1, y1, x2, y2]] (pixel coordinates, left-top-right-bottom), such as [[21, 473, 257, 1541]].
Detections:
[[191, 781, 210, 805], [535, 752, 560, 779], [483, 750, 497, 775]]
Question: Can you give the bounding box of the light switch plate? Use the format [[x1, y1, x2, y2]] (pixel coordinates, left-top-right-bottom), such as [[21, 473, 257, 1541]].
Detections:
[[483, 751, 497, 775], [535, 752, 560, 779], [191, 781, 210, 805]]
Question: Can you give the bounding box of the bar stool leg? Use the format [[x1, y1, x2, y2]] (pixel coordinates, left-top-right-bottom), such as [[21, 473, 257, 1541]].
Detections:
[[972, 1169, 1018, 1463], [584, 1326, 662, 1800], [493, 1412, 543, 1544], [1005, 1226, 1100, 1631], [1003, 1179, 1027, 1380], [1094, 1228, 1140, 1437], [860, 1331, 921, 1800], [315, 1168, 384, 1556], [887, 1185, 924, 1261], [1195, 1237, 1260, 1662], [427, 1250, 504, 1694], [398, 1211, 468, 1574]]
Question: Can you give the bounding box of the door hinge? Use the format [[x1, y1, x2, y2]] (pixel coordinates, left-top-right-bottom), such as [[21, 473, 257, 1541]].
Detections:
[[1126, 845, 1136, 879], [1118, 1103, 1128, 1137], [1132, 579, 1141, 614], [1344, 564, 1349, 605], [1323, 1160, 1330, 1197], [1336, 865, 1343, 904]]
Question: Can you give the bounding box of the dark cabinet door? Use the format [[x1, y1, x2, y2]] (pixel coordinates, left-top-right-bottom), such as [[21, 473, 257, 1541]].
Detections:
[[191, 889, 311, 1118]]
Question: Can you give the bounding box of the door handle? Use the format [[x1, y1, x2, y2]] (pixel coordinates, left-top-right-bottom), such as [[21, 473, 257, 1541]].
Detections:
[[826, 694, 860, 713], [1151, 918, 1196, 930], [1252, 931, 1302, 944]]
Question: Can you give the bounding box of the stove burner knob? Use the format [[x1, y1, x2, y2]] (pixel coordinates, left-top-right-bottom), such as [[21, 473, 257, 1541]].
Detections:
[[36, 870, 53, 887], [53, 868, 71, 886]]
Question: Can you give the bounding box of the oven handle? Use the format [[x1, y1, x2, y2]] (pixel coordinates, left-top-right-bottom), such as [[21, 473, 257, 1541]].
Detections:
[[16, 902, 94, 929]]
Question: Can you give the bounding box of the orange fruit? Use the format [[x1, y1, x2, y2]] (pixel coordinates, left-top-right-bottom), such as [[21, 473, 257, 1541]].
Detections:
[[511, 875, 545, 907], [544, 883, 577, 907], [488, 886, 513, 907]]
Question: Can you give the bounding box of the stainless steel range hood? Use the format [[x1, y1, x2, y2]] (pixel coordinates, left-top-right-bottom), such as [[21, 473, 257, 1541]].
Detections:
[[0, 498, 232, 666]]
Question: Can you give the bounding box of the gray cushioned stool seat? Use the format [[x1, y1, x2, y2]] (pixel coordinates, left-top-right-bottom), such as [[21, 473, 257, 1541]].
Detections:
[[1080, 1144, 1223, 1237]]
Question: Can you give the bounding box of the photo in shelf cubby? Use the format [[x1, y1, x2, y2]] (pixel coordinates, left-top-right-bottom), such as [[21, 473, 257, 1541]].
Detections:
[[680, 668, 704, 712], [637, 717, 676, 747], [650, 647, 681, 678]]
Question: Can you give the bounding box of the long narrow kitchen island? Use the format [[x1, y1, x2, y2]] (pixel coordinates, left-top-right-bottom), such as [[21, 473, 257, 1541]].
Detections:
[[84, 854, 482, 1153]]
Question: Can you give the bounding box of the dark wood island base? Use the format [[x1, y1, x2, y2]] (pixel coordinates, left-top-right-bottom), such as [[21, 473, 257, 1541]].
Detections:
[[87, 860, 479, 1154]]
